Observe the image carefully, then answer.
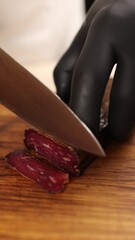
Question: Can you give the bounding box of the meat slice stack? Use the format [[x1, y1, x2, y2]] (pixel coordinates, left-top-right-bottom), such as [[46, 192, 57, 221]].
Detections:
[[5, 128, 85, 193]]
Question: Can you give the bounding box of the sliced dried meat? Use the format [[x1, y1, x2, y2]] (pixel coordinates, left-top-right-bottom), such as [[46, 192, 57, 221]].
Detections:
[[5, 93, 109, 193], [5, 150, 69, 193], [24, 128, 81, 176]]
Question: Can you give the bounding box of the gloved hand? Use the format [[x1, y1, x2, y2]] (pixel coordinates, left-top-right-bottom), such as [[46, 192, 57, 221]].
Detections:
[[54, 0, 135, 140]]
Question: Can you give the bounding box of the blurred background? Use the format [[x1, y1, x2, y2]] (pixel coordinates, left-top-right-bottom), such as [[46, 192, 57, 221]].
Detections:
[[0, 0, 94, 91]]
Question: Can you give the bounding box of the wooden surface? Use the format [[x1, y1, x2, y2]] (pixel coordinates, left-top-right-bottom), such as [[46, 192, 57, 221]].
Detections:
[[0, 104, 135, 240]]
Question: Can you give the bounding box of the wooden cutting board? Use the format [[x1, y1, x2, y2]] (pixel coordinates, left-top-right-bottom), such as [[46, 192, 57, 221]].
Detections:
[[0, 104, 135, 240]]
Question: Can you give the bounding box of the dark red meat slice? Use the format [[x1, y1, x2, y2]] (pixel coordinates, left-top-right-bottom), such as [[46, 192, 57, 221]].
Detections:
[[5, 150, 69, 193], [24, 129, 80, 176]]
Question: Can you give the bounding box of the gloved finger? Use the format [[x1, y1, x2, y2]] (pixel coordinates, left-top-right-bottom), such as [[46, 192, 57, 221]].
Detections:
[[69, 12, 115, 136], [53, 0, 112, 103], [108, 62, 135, 140], [53, 22, 88, 103]]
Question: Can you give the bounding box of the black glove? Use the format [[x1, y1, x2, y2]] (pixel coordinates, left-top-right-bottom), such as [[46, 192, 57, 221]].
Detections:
[[54, 0, 135, 140]]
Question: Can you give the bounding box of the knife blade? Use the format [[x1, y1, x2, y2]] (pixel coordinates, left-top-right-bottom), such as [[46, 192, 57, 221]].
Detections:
[[0, 48, 105, 156]]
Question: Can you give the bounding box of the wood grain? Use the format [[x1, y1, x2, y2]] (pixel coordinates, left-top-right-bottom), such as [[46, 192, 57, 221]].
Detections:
[[0, 104, 135, 240]]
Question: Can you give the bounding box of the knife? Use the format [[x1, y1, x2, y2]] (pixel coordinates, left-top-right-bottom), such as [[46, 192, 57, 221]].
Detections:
[[0, 48, 105, 156]]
